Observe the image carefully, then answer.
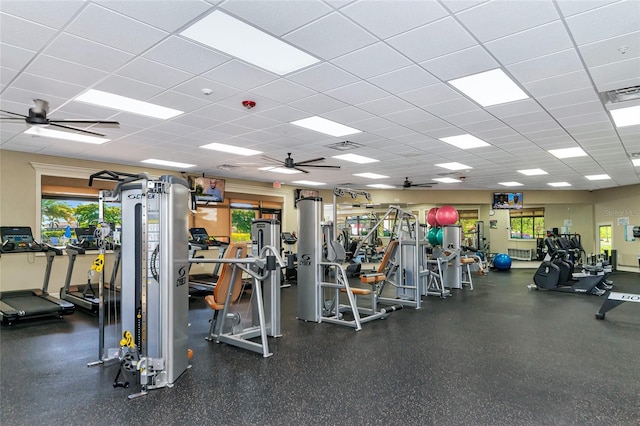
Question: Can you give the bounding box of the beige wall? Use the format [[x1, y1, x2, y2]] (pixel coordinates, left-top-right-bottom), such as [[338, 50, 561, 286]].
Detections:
[[1, 149, 638, 293]]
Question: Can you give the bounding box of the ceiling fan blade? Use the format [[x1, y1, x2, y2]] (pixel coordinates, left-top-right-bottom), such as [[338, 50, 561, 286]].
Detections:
[[412, 182, 436, 187], [294, 157, 325, 165], [48, 123, 106, 137], [262, 155, 284, 165], [297, 164, 341, 169], [0, 110, 28, 118], [49, 119, 120, 128], [293, 167, 310, 174]]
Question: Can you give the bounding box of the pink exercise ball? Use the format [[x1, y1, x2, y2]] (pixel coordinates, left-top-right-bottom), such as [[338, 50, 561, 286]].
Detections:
[[426, 208, 439, 227], [436, 205, 459, 226]]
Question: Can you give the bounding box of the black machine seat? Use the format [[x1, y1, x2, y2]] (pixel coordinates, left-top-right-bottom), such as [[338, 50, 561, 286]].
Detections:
[[281, 232, 297, 246]]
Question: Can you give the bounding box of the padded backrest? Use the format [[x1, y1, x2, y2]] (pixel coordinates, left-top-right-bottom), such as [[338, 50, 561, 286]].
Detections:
[[212, 242, 247, 307], [377, 240, 399, 273]]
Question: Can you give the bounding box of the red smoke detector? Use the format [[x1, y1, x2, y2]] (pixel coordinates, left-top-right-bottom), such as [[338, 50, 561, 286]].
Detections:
[[242, 100, 256, 109]]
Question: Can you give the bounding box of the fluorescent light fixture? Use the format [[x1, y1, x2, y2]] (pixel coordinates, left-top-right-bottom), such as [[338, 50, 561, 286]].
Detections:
[[439, 134, 490, 149], [259, 166, 302, 174], [548, 182, 571, 187], [633, 158, 640, 167], [367, 184, 396, 189], [433, 177, 462, 183], [610, 105, 640, 127], [518, 168, 547, 176], [332, 153, 379, 164], [141, 158, 196, 168], [435, 162, 472, 171], [75, 89, 183, 119], [291, 116, 362, 137], [548, 147, 588, 159], [180, 10, 319, 75], [354, 172, 388, 179], [498, 181, 523, 187], [448, 68, 529, 107], [24, 127, 109, 144], [292, 180, 325, 186], [585, 174, 611, 180], [200, 142, 262, 156]]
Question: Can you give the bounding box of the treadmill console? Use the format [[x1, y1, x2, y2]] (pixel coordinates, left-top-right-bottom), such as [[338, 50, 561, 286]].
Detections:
[[0, 226, 46, 253], [281, 232, 298, 245], [74, 227, 99, 250], [189, 227, 221, 248]]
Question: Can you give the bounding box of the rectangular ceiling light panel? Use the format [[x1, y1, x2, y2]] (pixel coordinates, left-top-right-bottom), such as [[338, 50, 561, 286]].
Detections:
[[367, 184, 396, 189], [435, 162, 472, 171], [548, 147, 588, 159], [200, 142, 262, 156], [332, 153, 379, 164], [354, 172, 388, 179], [433, 177, 462, 183], [180, 10, 319, 75], [610, 105, 640, 127], [75, 89, 183, 119], [259, 166, 302, 174], [633, 158, 640, 166], [439, 134, 490, 149], [548, 182, 571, 187], [142, 158, 196, 168], [585, 174, 611, 180], [291, 116, 362, 137], [292, 180, 325, 186], [448, 68, 529, 107], [24, 127, 109, 144], [498, 181, 523, 187], [518, 168, 547, 176]]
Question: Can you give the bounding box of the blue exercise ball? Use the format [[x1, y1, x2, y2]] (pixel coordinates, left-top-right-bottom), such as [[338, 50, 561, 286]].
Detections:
[[493, 253, 512, 270], [427, 227, 439, 245], [436, 228, 443, 246]]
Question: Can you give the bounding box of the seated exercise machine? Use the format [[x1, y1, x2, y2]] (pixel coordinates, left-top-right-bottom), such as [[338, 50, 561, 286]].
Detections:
[[297, 198, 401, 331], [531, 237, 611, 295], [188, 227, 228, 296], [198, 219, 285, 357], [0, 226, 75, 325], [281, 231, 297, 284]]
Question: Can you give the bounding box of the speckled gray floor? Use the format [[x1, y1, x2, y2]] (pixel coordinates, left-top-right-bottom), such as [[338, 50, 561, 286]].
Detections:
[[1, 269, 639, 425]]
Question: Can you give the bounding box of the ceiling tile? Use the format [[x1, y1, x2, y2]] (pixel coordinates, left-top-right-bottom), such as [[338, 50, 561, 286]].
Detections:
[[485, 20, 573, 65], [284, 12, 376, 60], [288, 93, 349, 115], [96, 0, 211, 32], [201, 60, 278, 90], [287, 62, 359, 92], [0, 12, 58, 51], [369, 65, 439, 94], [382, 108, 436, 126], [0, 1, 85, 29], [325, 81, 388, 105], [387, 17, 476, 63], [579, 31, 640, 68], [10, 73, 84, 101], [523, 70, 593, 98], [537, 87, 601, 110], [565, 1, 640, 46], [42, 33, 134, 73], [556, 0, 618, 17], [24, 55, 108, 88], [220, 0, 331, 36], [331, 42, 411, 79], [172, 76, 239, 102], [420, 45, 498, 80], [65, 4, 168, 54], [251, 79, 316, 104], [149, 90, 210, 112], [589, 57, 640, 92], [93, 75, 164, 101], [358, 96, 413, 116], [507, 49, 584, 83], [144, 36, 230, 74], [439, 0, 488, 14], [116, 57, 194, 88], [341, 0, 448, 38], [0, 42, 36, 71], [455, 0, 559, 42], [398, 83, 461, 107]]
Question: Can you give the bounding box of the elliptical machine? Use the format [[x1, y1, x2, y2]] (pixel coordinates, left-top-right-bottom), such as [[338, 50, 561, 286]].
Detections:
[[532, 237, 611, 296]]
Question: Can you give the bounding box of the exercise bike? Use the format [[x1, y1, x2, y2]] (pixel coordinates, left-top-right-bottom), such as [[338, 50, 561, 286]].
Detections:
[[532, 237, 612, 296]]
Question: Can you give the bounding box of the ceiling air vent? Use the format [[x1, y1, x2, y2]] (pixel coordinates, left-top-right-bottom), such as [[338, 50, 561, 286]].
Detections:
[[326, 141, 363, 151], [603, 85, 640, 103]]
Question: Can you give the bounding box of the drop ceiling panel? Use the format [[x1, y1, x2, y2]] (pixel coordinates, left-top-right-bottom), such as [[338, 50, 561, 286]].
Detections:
[[537, 87, 601, 110], [144, 36, 231, 74], [578, 31, 640, 68], [284, 12, 377, 60], [0, 67, 18, 87], [331, 42, 412, 79], [484, 21, 573, 65], [324, 81, 388, 105], [0, 43, 36, 71], [201, 60, 277, 90], [288, 93, 349, 115], [420, 45, 498, 81], [589, 57, 640, 92], [287, 63, 359, 92], [219, 0, 332, 36], [388, 17, 477, 63], [116, 58, 194, 88], [256, 105, 311, 123], [65, 4, 168, 54], [24, 55, 108, 88], [251, 79, 316, 104], [357, 96, 413, 116], [0, 1, 85, 29], [565, 1, 640, 46], [10, 73, 85, 101], [382, 108, 436, 126], [96, 0, 211, 32], [0, 13, 58, 51], [369, 66, 439, 94], [523, 70, 593, 98], [507, 49, 584, 84], [556, 0, 618, 18], [93, 75, 165, 101], [322, 106, 375, 124], [341, 0, 448, 39], [455, 0, 559, 42], [148, 90, 210, 112], [43, 33, 134, 73], [423, 97, 479, 117], [172, 76, 239, 102]]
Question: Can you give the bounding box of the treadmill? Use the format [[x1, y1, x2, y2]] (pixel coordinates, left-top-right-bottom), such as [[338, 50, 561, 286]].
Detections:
[[188, 227, 228, 295], [59, 244, 122, 313], [0, 226, 75, 325]]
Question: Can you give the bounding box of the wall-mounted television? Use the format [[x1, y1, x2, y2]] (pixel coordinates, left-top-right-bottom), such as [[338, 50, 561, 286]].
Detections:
[[493, 192, 523, 210], [191, 176, 226, 205]]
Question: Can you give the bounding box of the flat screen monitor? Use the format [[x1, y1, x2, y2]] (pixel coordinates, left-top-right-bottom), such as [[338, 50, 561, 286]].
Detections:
[[191, 177, 225, 204], [493, 192, 523, 210]]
